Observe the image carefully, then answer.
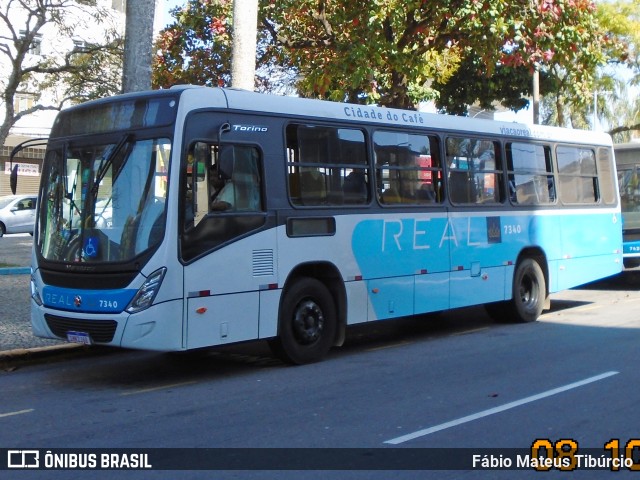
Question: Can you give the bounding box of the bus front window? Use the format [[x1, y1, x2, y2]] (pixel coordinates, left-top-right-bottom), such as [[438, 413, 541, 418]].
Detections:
[[38, 138, 170, 263]]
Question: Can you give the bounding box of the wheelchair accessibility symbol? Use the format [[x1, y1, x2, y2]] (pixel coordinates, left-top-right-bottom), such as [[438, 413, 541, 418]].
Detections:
[[83, 236, 99, 258]]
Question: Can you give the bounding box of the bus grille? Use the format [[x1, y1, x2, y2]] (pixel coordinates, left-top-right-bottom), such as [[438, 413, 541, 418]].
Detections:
[[44, 315, 117, 343], [252, 249, 274, 276]]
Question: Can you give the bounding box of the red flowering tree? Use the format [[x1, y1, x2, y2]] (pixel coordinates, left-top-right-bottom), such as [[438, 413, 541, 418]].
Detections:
[[264, 0, 608, 112], [154, 0, 619, 117], [153, 0, 233, 89]]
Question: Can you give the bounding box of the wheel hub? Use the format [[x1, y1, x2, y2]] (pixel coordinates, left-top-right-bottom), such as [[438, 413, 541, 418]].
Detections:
[[292, 300, 324, 345]]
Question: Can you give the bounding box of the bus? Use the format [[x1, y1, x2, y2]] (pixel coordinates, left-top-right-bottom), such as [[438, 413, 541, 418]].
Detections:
[[17, 86, 622, 364], [614, 142, 640, 268]]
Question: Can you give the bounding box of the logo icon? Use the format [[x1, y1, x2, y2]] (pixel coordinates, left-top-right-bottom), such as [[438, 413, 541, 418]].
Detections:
[[7, 450, 39, 468], [486, 216, 502, 244], [74, 295, 82, 307]]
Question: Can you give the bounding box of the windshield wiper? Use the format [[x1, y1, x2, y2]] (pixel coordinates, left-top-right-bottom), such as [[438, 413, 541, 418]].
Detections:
[[92, 134, 132, 196]]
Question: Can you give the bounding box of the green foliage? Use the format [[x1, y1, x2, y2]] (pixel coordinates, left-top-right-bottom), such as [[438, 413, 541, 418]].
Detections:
[[153, 0, 233, 89], [433, 56, 538, 116], [42, 34, 123, 102], [155, 0, 617, 119], [593, 0, 640, 139]]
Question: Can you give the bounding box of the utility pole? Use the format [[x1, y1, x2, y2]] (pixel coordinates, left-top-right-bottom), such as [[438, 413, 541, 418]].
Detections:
[[122, 0, 157, 92], [532, 66, 540, 125], [231, 0, 258, 90]]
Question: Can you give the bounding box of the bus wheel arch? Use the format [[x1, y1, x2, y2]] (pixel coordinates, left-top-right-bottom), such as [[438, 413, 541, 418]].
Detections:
[[511, 249, 548, 322], [486, 248, 548, 323], [270, 262, 345, 364]]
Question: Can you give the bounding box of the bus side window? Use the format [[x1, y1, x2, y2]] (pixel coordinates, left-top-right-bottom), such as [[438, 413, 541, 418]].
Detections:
[[446, 137, 502, 205], [286, 124, 368, 207], [597, 147, 617, 205], [557, 146, 598, 204], [373, 131, 442, 206], [210, 146, 262, 212], [184, 142, 212, 229], [506, 142, 555, 205]]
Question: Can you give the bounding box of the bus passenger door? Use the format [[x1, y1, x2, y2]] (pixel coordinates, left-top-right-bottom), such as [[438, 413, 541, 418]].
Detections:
[[180, 141, 270, 349]]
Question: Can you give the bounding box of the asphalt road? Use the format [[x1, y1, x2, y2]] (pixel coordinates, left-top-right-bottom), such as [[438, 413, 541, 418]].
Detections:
[[1, 270, 640, 479]]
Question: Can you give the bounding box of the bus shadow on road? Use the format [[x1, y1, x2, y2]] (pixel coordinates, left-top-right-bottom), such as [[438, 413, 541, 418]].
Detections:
[[574, 270, 640, 291], [546, 299, 592, 314]]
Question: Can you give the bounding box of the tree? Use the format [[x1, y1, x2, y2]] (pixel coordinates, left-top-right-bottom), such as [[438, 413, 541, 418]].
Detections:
[[153, 0, 294, 93], [592, 0, 640, 140], [155, 0, 612, 116], [50, 29, 123, 102], [263, 0, 608, 113], [0, 0, 121, 148], [533, 0, 633, 129], [122, 0, 156, 92], [154, 0, 233, 89]]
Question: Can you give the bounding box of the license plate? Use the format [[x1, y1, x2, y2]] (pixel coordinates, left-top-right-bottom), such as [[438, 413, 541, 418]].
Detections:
[[66, 331, 92, 345]]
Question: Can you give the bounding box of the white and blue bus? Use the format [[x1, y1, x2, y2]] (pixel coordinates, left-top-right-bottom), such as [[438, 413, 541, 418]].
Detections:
[[22, 86, 622, 364], [614, 142, 640, 268]]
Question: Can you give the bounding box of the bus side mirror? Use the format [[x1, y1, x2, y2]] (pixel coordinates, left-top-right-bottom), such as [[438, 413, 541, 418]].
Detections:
[[9, 164, 18, 195], [218, 144, 235, 180]]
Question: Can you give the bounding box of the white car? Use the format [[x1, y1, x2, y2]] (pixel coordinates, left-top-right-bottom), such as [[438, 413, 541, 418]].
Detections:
[[0, 194, 37, 237]]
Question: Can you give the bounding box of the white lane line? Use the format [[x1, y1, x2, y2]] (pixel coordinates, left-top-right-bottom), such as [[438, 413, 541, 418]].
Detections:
[[0, 409, 34, 418], [384, 371, 619, 445]]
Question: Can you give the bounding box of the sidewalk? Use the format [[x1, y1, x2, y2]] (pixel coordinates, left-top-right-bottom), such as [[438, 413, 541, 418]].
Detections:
[[0, 274, 66, 352], [0, 235, 71, 361]]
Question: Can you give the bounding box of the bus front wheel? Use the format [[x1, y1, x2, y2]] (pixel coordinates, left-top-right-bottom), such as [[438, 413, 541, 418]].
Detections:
[[270, 278, 337, 365]]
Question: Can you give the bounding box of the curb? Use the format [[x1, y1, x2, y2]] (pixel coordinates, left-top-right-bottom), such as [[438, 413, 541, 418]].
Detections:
[[0, 267, 29, 275], [0, 343, 86, 362]]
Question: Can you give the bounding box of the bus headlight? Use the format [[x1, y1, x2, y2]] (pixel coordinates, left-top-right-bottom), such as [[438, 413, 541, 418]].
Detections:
[[125, 268, 166, 314], [30, 273, 42, 306]]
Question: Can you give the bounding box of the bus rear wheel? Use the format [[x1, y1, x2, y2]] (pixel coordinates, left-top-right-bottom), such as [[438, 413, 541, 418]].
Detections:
[[510, 258, 545, 322], [270, 277, 337, 365], [485, 258, 545, 323]]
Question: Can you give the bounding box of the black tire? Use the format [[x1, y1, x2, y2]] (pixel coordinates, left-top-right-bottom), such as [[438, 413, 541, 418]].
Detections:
[[269, 278, 337, 365], [510, 258, 546, 323], [486, 258, 546, 323], [0, 223, 5, 238]]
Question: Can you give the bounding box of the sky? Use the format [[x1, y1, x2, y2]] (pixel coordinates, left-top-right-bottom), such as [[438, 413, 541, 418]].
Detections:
[[159, 0, 187, 27]]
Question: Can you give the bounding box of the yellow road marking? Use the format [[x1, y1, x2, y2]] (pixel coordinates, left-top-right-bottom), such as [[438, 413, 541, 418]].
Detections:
[[120, 381, 197, 396], [366, 341, 413, 352], [451, 327, 489, 336]]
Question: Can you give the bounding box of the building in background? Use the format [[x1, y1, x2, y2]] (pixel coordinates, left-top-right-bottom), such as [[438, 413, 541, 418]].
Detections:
[[0, 0, 161, 195]]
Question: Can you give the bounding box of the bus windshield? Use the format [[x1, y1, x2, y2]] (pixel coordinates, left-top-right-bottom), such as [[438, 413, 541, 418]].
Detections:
[[38, 137, 170, 264]]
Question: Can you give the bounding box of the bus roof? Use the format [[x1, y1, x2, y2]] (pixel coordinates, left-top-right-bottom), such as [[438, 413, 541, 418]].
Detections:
[[173, 86, 613, 147], [64, 85, 614, 147]]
